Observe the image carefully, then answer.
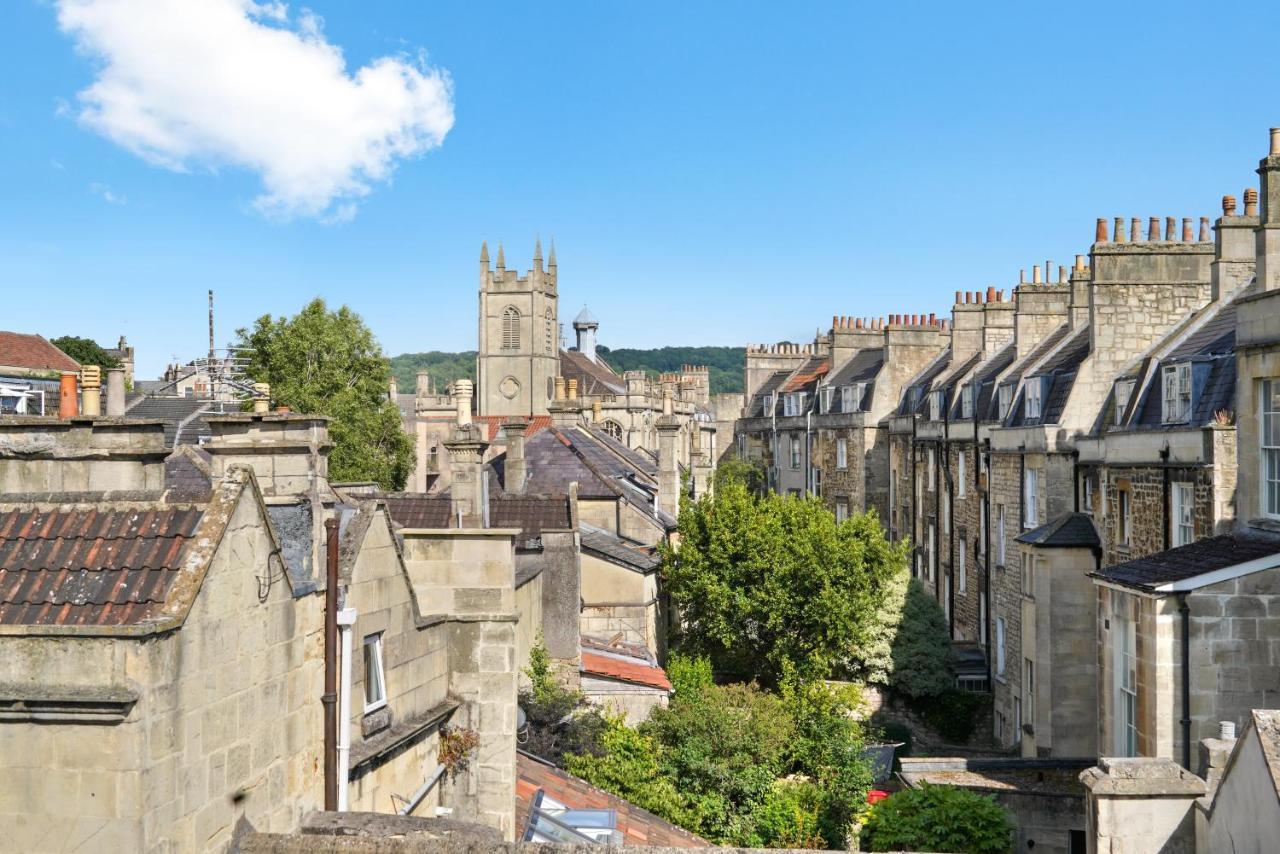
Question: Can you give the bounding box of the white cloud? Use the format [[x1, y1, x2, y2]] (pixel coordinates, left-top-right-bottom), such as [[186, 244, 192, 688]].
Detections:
[[56, 0, 455, 221], [89, 181, 126, 204]]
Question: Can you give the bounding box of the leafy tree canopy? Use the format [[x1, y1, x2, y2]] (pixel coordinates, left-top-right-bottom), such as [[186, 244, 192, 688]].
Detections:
[[663, 470, 910, 686], [49, 336, 120, 369], [861, 782, 1013, 853], [236, 298, 414, 490]]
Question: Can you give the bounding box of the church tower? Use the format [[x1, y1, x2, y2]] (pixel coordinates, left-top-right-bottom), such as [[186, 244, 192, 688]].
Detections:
[[476, 239, 559, 417]]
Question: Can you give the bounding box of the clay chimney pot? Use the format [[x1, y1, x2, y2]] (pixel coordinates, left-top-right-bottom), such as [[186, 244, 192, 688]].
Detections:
[[1165, 216, 1177, 241], [1245, 188, 1259, 217], [1223, 195, 1237, 216], [1148, 216, 1161, 241], [1095, 217, 1109, 243]]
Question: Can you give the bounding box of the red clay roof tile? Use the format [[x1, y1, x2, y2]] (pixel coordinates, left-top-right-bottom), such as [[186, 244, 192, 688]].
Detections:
[[581, 651, 673, 691], [0, 332, 80, 373]]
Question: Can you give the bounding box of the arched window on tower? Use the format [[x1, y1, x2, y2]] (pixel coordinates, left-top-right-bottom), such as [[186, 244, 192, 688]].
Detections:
[[603, 420, 624, 441], [501, 306, 520, 351]]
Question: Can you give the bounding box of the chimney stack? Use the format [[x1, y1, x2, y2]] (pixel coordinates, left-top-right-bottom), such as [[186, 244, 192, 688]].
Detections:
[[1223, 195, 1237, 216], [1149, 216, 1161, 241], [567, 378, 578, 401], [1165, 216, 1177, 241], [1130, 217, 1141, 242], [503, 418, 528, 495], [1245, 188, 1259, 217], [253, 382, 271, 414], [80, 365, 101, 417], [1114, 217, 1127, 243], [453, 379, 473, 426], [1096, 217, 1109, 243], [105, 367, 126, 417], [58, 371, 78, 418], [1182, 217, 1193, 242], [554, 377, 566, 401]]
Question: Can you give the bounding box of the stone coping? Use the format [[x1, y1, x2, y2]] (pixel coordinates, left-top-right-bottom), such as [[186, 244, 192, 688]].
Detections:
[[348, 696, 461, 777]]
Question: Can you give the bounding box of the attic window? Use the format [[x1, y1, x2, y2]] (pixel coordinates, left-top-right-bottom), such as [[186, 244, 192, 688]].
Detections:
[[363, 633, 387, 713], [1025, 378, 1043, 420], [960, 384, 973, 419], [1161, 364, 1192, 423], [821, 387, 834, 414], [997, 385, 1012, 420], [929, 391, 943, 421], [1114, 380, 1135, 426]]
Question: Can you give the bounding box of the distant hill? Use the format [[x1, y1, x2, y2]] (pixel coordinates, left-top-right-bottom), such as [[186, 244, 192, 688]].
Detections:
[[389, 346, 745, 396]]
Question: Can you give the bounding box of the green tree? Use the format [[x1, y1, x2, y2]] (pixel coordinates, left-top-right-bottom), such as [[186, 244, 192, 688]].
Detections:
[[49, 336, 120, 369], [518, 642, 607, 765], [861, 782, 1013, 853], [236, 298, 414, 490], [663, 470, 909, 686], [887, 579, 953, 699]]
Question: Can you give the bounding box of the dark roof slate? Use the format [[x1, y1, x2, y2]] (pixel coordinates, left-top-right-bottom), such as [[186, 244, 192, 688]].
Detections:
[[125, 396, 215, 448], [579, 526, 660, 572], [1092, 535, 1280, 592], [559, 349, 626, 397], [1009, 326, 1091, 427], [897, 350, 952, 416], [747, 370, 791, 417], [986, 324, 1071, 422], [382, 494, 572, 536], [1015, 513, 1100, 549]]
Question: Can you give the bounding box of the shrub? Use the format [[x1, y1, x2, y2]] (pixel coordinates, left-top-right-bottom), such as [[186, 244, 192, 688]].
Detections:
[[519, 642, 607, 764], [912, 688, 985, 745], [751, 781, 825, 849], [860, 782, 1013, 854], [887, 579, 953, 699]]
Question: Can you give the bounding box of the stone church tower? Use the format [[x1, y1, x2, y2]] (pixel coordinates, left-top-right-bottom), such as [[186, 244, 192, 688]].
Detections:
[[476, 239, 559, 416]]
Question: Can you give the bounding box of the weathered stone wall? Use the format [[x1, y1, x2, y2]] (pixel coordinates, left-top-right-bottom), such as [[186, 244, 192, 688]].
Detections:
[[1099, 464, 1217, 568], [989, 450, 1023, 749], [814, 424, 865, 516], [579, 553, 658, 651], [0, 417, 167, 493], [513, 571, 544, 683]]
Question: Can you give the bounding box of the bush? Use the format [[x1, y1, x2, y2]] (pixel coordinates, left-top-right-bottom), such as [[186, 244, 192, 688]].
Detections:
[[887, 579, 953, 699], [519, 643, 607, 765], [912, 688, 985, 745], [861, 782, 1013, 853], [751, 781, 825, 849]]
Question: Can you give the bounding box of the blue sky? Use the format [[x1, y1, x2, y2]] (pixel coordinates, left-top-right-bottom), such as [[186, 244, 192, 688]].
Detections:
[[2, 1, 1278, 377]]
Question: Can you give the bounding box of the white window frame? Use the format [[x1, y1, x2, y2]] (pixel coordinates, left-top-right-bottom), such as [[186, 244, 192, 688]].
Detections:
[[1024, 468, 1039, 529], [1172, 482, 1194, 547], [1021, 550, 1035, 597], [840, 385, 853, 412], [1161, 363, 1192, 424], [927, 448, 936, 491], [960, 384, 973, 419], [957, 451, 967, 498], [1084, 474, 1094, 512], [363, 632, 387, 713], [942, 489, 950, 534], [997, 505, 1007, 566], [929, 391, 942, 421], [835, 500, 849, 523], [1118, 486, 1132, 546], [979, 501, 987, 555], [1024, 658, 1036, 735], [790, 435, 801, 469], [995, 616, 1006, 677], [928, 523, 936, 580], [821, 387, 833, 414], [836, 437, 848, 470], [1114, 380, 1134, 426], [958, 543, 967, 594], [998, 384, 1012, 420], [1113, 596, 1138, 757], [1263, 379, 1280, 518], [1025, 377, 1043, 420]]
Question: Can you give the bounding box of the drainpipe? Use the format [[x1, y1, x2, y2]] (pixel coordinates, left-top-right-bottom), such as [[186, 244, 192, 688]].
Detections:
[[337, 607, 357, 810], [1160, 445, 1171, 551], [1018, 445, 1026, 532], [911, 415, 920, 578], [323, 518, 339, 812], [1178, 593, 1192, 770], [983, 438, 993, 687], [943, 397, 954, 636]]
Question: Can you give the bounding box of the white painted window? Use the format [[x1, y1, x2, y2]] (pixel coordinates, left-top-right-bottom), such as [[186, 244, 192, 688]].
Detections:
[[929, 391, 943, 421], [841, 385, 854, 412], [1014, 696, 1022, 744], [1084, 474, 1094, 512], [790, 435, 801, 469], [942, 489, 950, 534], [1263, 379, 1280, 518], [1114, 380, 1135, 426], [836, 437, 848, 470], [944, 571, 951, 622], [927, 448, 936, 491], [1118, 486, 1131, 546], [1024, 659, 1035, 735], [998, 384, 1012, 420], [852, 382, 866, 412], [995, 616, 1006, 677], [957, 452, 967, 498], [835, 500, 849, 523], [997, 505, 1007, 566], [1172, 482, 1194, 547], [821, 387, 833, 414], [960, 384, 973, 419], [979, 591, 987, 646], [1162, 364, 1192, 423], [1025, 378, 1043, 420], [1113, 596, 1137, 757], [980, 500, 987, 555], [958, 544, 967, 594], [1024, 468, 1039, 528], [363, 633, 387, 713]]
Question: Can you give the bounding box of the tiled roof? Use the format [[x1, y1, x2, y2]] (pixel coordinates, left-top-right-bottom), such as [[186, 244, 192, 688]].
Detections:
[[0, 505, 204, 627], [381, 493, 573, 535], [959, 344, 1015, 422], [125, 396, 216, 448], [1015, 513, 1100, 549], [580, 525, 660, 572], [581, 650, 672, 691], [1009, 326, 1090, 427], [516, 752, 706, 848], [985, 324, 1070, 422], [823, 349, 883, 414], [523, 430, 619, 499], [560, 349, 627, 397], [897, 349, 952, 416], [780, 357, 829, 393], [1091, 535, 1280, 592], [0, 332, 79, 374], [747, 370, 791, 417], [164, 446, 213, 500], [583, 426, 658, 478]]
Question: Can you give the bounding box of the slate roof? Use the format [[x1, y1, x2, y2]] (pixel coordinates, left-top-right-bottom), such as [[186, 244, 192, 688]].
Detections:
[[1091, 535, 1280, 592], [960, 343, 1016, 422], [985, 323, 1071, 423], [381, 493, 573, 536], [573, 306, 598, 326], [897, 349, 953, 416], [0, 505, 204, 627], [780, 357, 829, 394], [1015, 513, 1100, 549], [522, 430, 620, 499], [125, 396, 217, 448], [583, 426, 658, 477], [0, 332, 79, 374], [822, 348, 884, 413], [581, 650, 672, 691], [516, 752, 707, 848], [747, 369, 792, 418], [923, 351, 982, 422], [164, 446, 213, 500], [560, 349, 626, 397], [579, 525, 660, 572], [1008, 326, 1091, 427]]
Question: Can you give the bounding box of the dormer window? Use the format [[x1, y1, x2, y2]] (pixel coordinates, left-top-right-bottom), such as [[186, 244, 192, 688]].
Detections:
[[998, 385, 1012, 420], [841, 385, 854, 412], [1161, 364, 1192, 423], [821, 387, 834, 414], [764, 393, 775, 415], [1114, 380, 1135, 426], [783, 392, 807, 417], [960, 384, 974, 419], [929, 391, 943, 421], [1025, 378, 1043, 420]]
